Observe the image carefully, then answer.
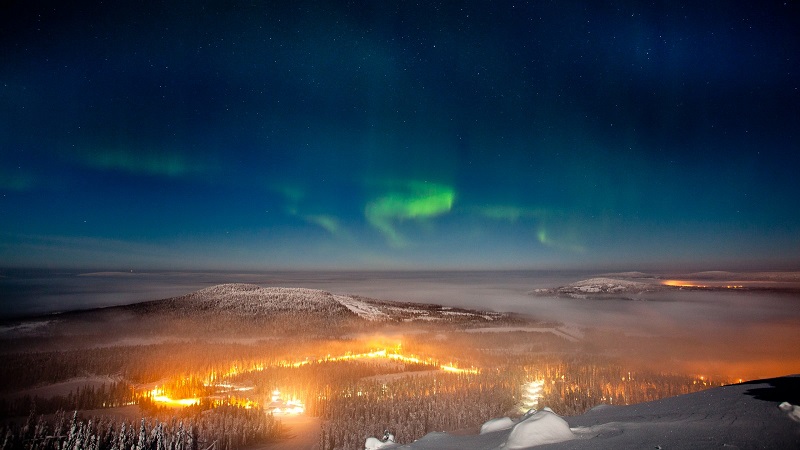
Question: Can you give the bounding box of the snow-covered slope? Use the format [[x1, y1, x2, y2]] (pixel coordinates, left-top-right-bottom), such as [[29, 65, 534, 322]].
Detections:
[[333, 294, 390, 321], [392, 376, 800, 449]]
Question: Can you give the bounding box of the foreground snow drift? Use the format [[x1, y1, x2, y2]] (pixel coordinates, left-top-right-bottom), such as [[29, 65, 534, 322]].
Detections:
[[503, 410, 574, 448], [392, 375, 800, 449]]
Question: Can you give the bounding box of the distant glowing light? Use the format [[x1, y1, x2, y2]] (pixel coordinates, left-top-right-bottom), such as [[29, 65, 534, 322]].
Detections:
[[276, 348, 479, 374], [149, 387, 200, 407], [139, 345, 478, 412], [440, 364, 479, 374], [662, 280, 744, 289], [519, 379, 545, 412], [661, 280, 706, 288], [268, 389, 305, 415]]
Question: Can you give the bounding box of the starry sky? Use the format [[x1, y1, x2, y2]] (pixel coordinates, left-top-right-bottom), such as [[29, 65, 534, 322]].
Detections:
[[1, 1, 799, 271]]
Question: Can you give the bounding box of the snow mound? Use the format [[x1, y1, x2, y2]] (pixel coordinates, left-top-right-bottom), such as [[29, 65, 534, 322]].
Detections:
[[503, 410, 575, 448], [779, 402, 800, 422], [480, 416, 515, 434], [365, 431, 395, 449]]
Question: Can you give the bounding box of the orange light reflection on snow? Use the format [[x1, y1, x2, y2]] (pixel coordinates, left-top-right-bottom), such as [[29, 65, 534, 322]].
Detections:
[[149, 387, 200, 407], [276, 348, 479, 374], [146, 346, 478, 410]]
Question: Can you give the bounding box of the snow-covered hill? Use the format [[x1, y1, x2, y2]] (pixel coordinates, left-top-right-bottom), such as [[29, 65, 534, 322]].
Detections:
[[135, 283, 509, 324], [530, 277, 659, 299], [391, 375, 800, 449], [164, 283, 356, 317]]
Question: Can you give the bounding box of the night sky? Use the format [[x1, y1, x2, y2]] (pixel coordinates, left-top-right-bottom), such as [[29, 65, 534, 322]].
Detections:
[[2, 1, 799, 271]]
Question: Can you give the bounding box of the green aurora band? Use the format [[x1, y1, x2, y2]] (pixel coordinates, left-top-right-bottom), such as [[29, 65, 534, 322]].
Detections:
[[365, 181, 455, 247]]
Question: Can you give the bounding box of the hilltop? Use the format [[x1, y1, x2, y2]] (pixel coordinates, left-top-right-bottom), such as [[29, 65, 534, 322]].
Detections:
[[121, 283, 511, 325], [158, 284, 357, 317]]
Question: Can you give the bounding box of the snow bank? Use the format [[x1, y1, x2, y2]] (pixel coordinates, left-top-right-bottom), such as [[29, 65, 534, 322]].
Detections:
[[503, 410, 575, 449], [779, 402, 800, 422], [480, 416, 515, 434]]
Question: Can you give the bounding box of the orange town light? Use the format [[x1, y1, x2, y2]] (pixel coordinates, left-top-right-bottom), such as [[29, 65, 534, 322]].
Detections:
[[661, 280, 706, 288], [149, 387, 200, 407]]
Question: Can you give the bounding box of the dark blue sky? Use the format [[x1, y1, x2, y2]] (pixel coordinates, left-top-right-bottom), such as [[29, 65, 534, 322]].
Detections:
[[1, 1, 799, 270]]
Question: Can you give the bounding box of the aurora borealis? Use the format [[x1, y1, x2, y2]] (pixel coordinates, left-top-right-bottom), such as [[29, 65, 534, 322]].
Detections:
[[1, 1, 799, 270]]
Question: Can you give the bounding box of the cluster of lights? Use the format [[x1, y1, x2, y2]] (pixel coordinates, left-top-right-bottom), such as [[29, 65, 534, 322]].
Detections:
[[661, 280, 707, 288], [519, 379, 544, 412], [143, 345, 478, 411], [268, 389, 305, 415], [662, 280, 745, 289], [148, 387, 200, 407], [275, 348, 479, 374]]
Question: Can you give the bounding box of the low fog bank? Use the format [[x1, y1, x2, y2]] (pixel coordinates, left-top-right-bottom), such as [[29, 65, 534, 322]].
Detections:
[[2, 269, 799, 379], [0, 269, 588, 318]]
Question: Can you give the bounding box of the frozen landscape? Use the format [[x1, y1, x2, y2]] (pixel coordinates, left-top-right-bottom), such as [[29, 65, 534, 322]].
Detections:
[[1, 270, 799, 449], [4, 0, 800, 448]]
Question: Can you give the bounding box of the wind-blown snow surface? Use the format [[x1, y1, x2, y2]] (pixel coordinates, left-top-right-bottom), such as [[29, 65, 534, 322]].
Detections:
[[333, 294, 390, 320], [393, 376, 800, 449]]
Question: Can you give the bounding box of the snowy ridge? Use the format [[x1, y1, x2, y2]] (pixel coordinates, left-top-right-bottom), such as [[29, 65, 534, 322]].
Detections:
[[175, 284, 353, 316], [159, 284, 508, 324]]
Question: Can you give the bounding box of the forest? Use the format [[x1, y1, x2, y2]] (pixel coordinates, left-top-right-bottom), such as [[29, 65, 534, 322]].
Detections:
[[0, 333, 725, 450], [0, 287, 730, 450]]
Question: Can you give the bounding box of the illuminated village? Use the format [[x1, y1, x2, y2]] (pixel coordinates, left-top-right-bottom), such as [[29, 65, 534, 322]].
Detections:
[[141, 346, 478, 414]]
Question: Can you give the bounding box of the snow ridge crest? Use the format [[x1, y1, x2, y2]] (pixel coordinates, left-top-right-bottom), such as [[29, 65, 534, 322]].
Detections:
[[182, 283, 352, 316]]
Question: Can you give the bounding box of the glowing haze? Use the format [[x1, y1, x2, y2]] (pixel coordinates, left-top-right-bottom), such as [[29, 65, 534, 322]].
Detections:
[[1, 1, 799, 271]]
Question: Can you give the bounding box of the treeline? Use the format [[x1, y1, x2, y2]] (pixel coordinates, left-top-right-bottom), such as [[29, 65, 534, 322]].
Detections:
[[0, 343, 292, 392], [0, 406, 282, 450], [533, 360, 726, 415], [230, 360, 434, 403], [318, 370, 522, 450], [0, 382, 135, 418]]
